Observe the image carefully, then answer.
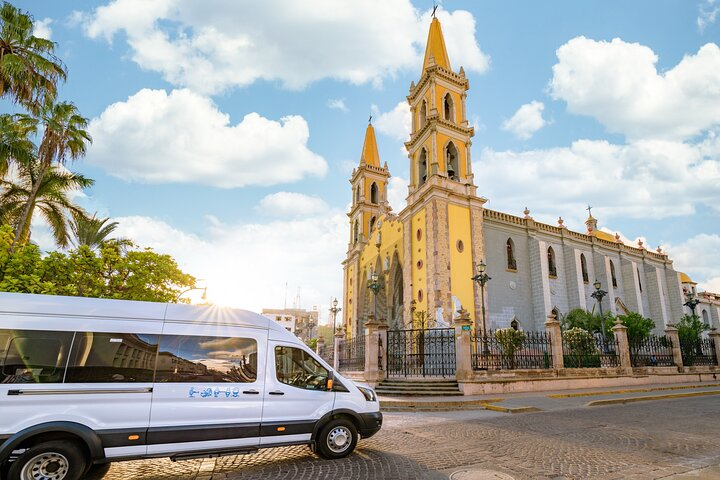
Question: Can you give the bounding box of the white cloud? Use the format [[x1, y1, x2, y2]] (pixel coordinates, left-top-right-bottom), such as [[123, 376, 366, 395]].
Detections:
[[550, 37, 720, 141], [81, 1, 489, 93], [477, 136, 720, 222], [663, 233, 720, 293], [33, 18, 53, 40], [87, 88, 327, 188], [501, 101, 546, 140], [699, 0, 720, 32], [372, 102, 412, 141], [256, 192, 329, 217], [327, 98, 349, 112], [113, 213, 348, 316], [386, 176, 408, 212]]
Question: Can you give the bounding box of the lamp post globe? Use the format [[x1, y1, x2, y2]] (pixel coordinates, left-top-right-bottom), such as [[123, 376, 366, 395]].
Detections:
[[590, 280, 608, 348]]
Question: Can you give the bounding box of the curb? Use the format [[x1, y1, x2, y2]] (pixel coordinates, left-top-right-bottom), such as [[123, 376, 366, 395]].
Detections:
[[548, 382, 720, 398], [481, 404, 541, 414], [586, 389, 720, 407]]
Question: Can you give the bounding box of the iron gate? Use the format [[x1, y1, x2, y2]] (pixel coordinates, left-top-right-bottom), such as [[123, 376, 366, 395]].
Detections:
[[386, 328, 456, 377]]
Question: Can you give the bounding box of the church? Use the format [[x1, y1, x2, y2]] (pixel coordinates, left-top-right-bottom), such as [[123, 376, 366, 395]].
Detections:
[[342, 17, 702, 338]]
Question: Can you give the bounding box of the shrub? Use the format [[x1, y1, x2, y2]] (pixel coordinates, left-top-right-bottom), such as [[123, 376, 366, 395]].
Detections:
[[563, 327, 600, 368], [494, 328, 526, 368]]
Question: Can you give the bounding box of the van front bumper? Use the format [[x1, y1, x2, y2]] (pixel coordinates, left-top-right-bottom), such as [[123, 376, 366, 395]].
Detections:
[[358, 411, 382, 438]]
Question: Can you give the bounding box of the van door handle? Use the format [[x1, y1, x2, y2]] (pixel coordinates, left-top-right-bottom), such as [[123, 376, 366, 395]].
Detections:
[[268, 391, 285, 395], [242, 390, 260, 395]]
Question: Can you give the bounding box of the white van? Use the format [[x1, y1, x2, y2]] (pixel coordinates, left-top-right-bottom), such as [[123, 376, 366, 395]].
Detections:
[[0, 293, 381, 480]]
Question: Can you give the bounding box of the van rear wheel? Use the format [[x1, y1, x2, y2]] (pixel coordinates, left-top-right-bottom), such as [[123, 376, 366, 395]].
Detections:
[[7, 440, 87, 480], [315, 419, 358, 459]]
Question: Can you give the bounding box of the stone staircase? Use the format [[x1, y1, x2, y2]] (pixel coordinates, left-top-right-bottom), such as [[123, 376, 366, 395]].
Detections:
[[375, 378, 462, 397]]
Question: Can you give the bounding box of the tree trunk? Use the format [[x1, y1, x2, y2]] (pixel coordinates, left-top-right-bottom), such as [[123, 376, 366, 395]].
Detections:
[[13, 161, 49, 249]]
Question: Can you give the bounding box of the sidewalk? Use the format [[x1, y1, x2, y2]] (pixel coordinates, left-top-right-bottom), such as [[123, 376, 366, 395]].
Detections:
[[379, 380, 720, 412]]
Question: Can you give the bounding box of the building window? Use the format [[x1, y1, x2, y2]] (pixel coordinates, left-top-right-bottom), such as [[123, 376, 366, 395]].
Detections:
[[369, 216, 376, 232], [445, 142, 459, 181], [506, 238, 517, 271], [637, 267, 642, 293], [510, 319, 519, 331], [370, 182, 378, 204], [355, 185, 360, 204], [580, 253, 589, 283], [551, 308, 560, 321], [419, 100, 427, 129], [610, 260, 618, 288], [353, 220, 359, 244], [547, 246, 557, 278], [702, 310, 709, 324], [418, 148, 428, 186], [443, 93, 454, 122]]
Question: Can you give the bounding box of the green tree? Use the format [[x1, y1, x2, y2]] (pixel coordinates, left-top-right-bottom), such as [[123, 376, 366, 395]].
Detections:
[[494, 328, 526, 369], [69, 212, 120, 249], [0, 160, 93, 247], [561, 308, 613, 338], [0, 113, 35, 178], [0, 224, 55, 293], [562, 327, 600, 368], [617, 312, 656, 345], [0, 2, 66, 112], [13, 101, 92, 246]]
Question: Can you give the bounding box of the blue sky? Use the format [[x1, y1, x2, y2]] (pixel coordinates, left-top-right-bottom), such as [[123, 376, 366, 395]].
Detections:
[[12, 0, 720, 322]]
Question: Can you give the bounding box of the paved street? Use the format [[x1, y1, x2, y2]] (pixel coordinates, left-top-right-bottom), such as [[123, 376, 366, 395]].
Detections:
[[89, 395, 720, 480]]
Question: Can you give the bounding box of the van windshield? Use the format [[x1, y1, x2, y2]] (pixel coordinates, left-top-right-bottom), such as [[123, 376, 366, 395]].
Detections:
[[275, 346, 329, 391]]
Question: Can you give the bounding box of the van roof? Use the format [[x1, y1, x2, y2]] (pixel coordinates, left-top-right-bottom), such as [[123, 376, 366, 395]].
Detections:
[[0, 292, 289, 333]]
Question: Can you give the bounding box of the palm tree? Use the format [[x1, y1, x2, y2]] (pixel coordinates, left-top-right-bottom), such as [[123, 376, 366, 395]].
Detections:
[[69, 213, 120, 249], [0, 160, 93, 247], [0, 2, 66, 112], [13, 101, 91, 245], [0, 113, 35, 178]]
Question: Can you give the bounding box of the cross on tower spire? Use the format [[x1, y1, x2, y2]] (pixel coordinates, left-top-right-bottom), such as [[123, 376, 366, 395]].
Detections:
[[586, 204, 593, 217], [432, 4, 438, 18]]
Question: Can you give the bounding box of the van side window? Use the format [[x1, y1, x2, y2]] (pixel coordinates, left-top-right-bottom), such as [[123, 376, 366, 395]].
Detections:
[[0, 329, 74, 384], [155, 335, 257, 383], [66, 333, 159, 383], [275, 346, 329, 391]]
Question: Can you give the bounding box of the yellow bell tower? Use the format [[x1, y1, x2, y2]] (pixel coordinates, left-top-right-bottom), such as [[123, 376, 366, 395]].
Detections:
[[400, 16, 487, 328]]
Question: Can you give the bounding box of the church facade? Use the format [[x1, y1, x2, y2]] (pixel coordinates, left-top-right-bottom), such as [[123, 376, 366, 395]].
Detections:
[[342, 17, 702, 338]]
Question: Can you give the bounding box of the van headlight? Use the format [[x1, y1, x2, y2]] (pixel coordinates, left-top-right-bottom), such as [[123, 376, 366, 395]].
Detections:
[[357, 386, 377, 402]]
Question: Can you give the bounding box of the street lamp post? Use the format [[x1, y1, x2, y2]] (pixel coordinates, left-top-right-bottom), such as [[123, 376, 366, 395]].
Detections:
[[329, 298, 341, 336], [684, 292, 700, 317], [175, 286, 207, 303], [367, 271, 383, 322], [471, 260, 491, 333], [591, 280, 608, 350]]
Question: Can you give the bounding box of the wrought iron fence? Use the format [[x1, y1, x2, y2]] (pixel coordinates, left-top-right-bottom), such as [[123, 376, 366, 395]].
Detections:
[[471, 330, 553, 370], [338, 334, 366, 371], [629, 335, 674, 367], [387, 328, 455, 377], [562, 334, 619, 368], [680, 336, 718, 366], [317, 343, 334, 366]]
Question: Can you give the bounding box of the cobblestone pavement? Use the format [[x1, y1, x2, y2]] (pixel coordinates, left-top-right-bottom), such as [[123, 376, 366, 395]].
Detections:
[[90, 396, 720, 480]]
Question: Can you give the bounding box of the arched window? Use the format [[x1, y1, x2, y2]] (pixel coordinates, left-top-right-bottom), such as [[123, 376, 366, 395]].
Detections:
[[369, 216, 376, 232], [547, 246, 557, 277], [702, 310, 709, 324], [610, 260, 618, 288], [355, 185, 360, 204], [510, 319, 519, 331], [353, 220, 359, 244], [580, 253, 589, 283], [637, 267, 642, 293], [551, 307, 560, 321], [418, 148, 428, 186], [445, 142, 459, 181], [419, 100, 427, 129], [370, 182, 378, 204], [506, 238, 517, 270], [443, 93, 454, 122]]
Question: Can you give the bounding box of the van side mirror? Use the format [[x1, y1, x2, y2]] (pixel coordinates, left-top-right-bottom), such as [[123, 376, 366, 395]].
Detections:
[[326, 371, 335, 391]]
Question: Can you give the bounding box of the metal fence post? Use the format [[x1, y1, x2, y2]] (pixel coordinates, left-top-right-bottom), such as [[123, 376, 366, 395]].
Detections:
[[664, 326, 683, 368], [545, 313, 564, 369], [612, 318, 632, 373]]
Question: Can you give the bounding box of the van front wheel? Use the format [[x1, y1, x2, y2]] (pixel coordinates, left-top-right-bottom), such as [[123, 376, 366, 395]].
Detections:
[[315, 419, 358, 459], [7, 440, 87, 480]]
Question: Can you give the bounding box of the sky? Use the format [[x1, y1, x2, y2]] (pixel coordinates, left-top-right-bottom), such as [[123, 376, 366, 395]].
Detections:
[[10, 0, 720, 324]]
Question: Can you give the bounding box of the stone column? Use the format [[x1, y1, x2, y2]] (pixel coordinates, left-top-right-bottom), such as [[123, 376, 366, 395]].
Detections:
[[364, 315, 384, 385], [612, 318, 632, 373], [453, 308, 473, 381], [664, 326, 683, 368], [333, 328, 344, 371], [316, 335, 324, 355], [709, 329, 720, 365], [545, 314, 564, 369]]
